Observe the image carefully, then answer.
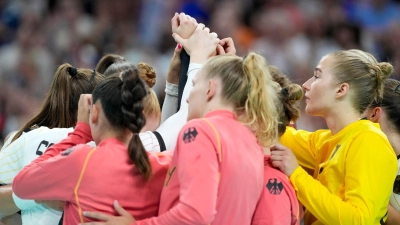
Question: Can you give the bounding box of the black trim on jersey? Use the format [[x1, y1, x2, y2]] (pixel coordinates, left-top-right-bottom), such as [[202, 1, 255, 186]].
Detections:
[[23, 127, 32, 133], [397, 154, 400, 160], [153, 131, 166, 152], [58, 212, 64, 225], [177, 49, 190, 111], [380, 211, 388, 225]]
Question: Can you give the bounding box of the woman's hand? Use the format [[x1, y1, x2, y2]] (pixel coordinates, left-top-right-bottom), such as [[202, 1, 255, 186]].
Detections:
[[166, 44, 183, 85], [79, 200, 135, 225], [77, 94, 92, 124], [171, 13, 197, 39], [173, 24, 220, 64], [270, 143, 300, 176], [219, 38, 236, 55]]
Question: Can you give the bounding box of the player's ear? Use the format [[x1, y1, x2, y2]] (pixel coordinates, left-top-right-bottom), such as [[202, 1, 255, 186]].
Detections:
[[90, 104, 99, 124]]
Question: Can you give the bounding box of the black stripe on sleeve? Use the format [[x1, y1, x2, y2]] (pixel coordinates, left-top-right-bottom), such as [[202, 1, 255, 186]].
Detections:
[[177, 49, 190, 112], [153, 131, 166, 152]]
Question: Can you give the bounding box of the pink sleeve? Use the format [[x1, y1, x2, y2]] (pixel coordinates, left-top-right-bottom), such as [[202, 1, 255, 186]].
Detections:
[[12, 122, 93, 201], [252, 169, 295, 225], [34, 122, 92, 163], [137, 120, 219, 225]]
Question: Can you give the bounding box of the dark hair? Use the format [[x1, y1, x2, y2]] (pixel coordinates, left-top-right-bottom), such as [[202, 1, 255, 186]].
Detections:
[[96, 54, 160, 126], [92, 68, 152, 180], [269, 66, 304, 136], [11, 63, 104, 143], [370, 78, 400, 134]]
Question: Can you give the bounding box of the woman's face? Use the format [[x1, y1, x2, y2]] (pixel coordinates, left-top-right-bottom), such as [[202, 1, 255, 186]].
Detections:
[[187, 68, 210, 121], [302, 56, 339, 117]]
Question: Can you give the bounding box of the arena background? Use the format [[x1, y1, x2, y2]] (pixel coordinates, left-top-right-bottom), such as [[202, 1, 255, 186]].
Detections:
[[1, 0, 400, 148]]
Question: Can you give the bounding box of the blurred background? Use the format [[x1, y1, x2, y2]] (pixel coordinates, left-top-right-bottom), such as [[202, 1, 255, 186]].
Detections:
[[0, 0, 400, 147]]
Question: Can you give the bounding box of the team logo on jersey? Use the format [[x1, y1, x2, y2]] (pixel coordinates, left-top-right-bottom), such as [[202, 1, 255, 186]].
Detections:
[[183, 127, 198, 143], [266, 178, 283, 195], [61, 147, 76, 156], [394, 175, 400, 194]]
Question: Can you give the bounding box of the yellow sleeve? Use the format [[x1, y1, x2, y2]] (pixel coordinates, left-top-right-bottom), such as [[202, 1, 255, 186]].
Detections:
[[280, 127, 327, 171], [290, 132, 397, 225]]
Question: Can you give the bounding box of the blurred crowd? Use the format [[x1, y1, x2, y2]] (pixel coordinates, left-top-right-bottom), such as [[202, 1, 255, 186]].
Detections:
[[1, 0, 400, 147]]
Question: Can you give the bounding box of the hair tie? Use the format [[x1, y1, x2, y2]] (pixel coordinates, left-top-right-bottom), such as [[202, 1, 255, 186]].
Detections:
[[90, 70, 96, 82], [393, 84, 400, 93], [281, 87, 289, 97], [67, 67, 78, 77]]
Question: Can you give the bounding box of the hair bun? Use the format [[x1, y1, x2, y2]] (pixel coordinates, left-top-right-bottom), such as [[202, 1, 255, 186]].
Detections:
[[137, 62, 156, 88], [376, 62, 393, 80], [67, 67, 78, 77], [286, 84, 304, 101]]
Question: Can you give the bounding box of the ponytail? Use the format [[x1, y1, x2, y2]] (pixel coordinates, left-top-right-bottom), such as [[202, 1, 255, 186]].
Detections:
[[11, 63, 103, 143], [202, 53, 280, 147], [120, 69, 152, 180], [242, 53, 280, 146]]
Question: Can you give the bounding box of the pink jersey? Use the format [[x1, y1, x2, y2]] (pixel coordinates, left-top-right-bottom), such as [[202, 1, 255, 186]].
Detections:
[[136, 110, 264, 225], [252, 155, 301, 225], [13, 122, 170, 225]]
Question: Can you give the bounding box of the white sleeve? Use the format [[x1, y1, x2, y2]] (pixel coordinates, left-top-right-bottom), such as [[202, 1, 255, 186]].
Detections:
[[0, 132, 25, 184], [139, 131, 161, 153], [12, 192, 37, 210], [161, 81, 179, 123], [156, 63, 202, 150]]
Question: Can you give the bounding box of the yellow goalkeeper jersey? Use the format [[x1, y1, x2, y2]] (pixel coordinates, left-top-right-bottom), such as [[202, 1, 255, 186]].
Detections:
[[280, 120, 397, 225]]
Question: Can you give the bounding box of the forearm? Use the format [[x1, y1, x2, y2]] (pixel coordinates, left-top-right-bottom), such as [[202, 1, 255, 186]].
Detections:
[[385, 204, 400, 225], [291, 167, 373, 225], [0, 185, 19, 219], [136, 204, 212, 225], [161, 82, 178, 123], [157, 64, 202, 150]]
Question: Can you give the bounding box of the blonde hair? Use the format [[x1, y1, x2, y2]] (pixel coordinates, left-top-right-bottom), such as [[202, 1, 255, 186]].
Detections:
[[328, 49, 393, 113], [269, 66, 304, 136], [137, 62, 161, 124], [203, 53, 280, 147]]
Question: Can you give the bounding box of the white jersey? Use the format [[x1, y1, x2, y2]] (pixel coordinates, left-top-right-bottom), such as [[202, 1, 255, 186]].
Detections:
[[139, 131, 161, 152], [390, 155, 400, 212], [0, 126, 73, 225]]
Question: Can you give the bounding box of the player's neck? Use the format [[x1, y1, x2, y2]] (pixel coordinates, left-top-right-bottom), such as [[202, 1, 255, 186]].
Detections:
[[386, 132, 400, 156]]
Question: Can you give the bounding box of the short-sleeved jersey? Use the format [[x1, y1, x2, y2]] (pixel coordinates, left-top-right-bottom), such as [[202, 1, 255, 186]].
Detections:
[[0, 127, 72, 225], [0, 127, 74, 184]]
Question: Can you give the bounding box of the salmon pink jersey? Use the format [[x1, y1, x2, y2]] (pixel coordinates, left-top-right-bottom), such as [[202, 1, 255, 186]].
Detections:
[[136, 110, 264, 225]]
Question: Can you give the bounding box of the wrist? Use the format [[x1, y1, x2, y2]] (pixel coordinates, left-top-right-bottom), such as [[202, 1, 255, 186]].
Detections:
[[190, 54, 208, 64], [166, 70, 180, 84]]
